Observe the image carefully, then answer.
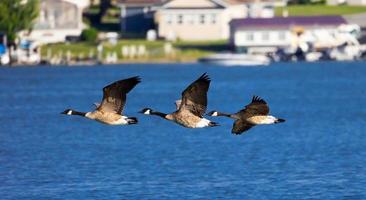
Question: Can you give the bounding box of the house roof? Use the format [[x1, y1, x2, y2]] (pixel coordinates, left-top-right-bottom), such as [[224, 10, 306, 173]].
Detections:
[[63, 0, 90, 8], [230, 16, 347, 29], [116, 0, 166, 6], [222, 0, 282, 4], [116, 0, 250, 7]]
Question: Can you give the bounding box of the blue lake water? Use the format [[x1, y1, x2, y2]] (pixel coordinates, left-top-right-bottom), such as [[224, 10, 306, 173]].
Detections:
[[0, 62, 366, 199]]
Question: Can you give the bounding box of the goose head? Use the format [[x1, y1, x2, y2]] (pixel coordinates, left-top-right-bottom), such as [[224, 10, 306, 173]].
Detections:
[[207, 110, 219, 116], [139, 108, 153, 115], [61, 109, 73, 115]]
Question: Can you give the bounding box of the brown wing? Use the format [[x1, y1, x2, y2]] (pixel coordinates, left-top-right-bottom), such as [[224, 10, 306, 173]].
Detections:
[[97, 76, 141, 114], [237, 96, 269, 118], [179, 73, 210, 117], [231, 120, 254, 135]]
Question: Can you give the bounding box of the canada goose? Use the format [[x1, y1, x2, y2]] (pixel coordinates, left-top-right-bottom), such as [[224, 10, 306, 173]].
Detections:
[[139, 73, 218, 128], [61, 76, 141, 125], [207, 96, 285, 134]]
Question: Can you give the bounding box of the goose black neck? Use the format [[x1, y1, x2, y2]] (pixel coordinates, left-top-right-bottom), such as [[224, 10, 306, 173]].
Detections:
[[71, 110, 87, 117], [151, 111, 167, 119], [217, 112, 232, 117]]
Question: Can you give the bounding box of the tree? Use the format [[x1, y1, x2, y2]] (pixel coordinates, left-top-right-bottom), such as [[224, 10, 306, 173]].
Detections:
[[0, 0, 39, 64], [97, 0, 111, 23]]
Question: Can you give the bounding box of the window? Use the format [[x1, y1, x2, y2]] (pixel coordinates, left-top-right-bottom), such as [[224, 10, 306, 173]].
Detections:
[[200, 14, 205, 24], [143, 7, 153, 18], [186, 14, 194, 25], [278, 31, 286, 41], [166, 14, 172, 24], [178, 14, 183, 24], [211, 14, 216, 24], [262, 32, 269, 41], [246, 32, 254, 41]]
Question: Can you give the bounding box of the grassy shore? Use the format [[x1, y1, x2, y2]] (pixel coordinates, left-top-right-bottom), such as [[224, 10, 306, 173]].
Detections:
[[275, 5, 366, 16], [41, 40, 229, 63]]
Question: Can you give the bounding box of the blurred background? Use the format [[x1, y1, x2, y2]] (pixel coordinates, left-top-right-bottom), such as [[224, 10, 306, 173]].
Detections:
[[1, 1, 366, 200], [1, 0, 366, 66]]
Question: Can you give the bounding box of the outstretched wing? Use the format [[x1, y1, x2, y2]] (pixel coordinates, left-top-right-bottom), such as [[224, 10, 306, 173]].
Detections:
[[237, 96, 269, 118], [232, 120, 254, 135], [97, 76, 141, 114], [179, 73, 210, 117]]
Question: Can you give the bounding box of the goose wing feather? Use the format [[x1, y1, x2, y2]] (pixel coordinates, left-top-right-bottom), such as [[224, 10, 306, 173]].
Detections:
[[97, 76, 141, 114], [237, 96, 270, 118], [179, 73, 210, 117], [232, 120, 253, 134]]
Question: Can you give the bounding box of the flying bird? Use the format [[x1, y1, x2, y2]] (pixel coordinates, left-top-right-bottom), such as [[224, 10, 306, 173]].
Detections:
[[61, 76, 141, 125], [207, 96, 285, 134], [139, 73, 219, 128]]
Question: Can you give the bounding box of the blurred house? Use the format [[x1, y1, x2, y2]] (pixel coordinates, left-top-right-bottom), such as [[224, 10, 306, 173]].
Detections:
[[155, 0, 248, 41], [117, 0, 164, 36], [246, 0, 287, 18], [20, 0, 90, 44], [116, 0, 287, 40], [327, 0, 366, 5], [230, 16, 348, 53], [344, 13, 366, 43]]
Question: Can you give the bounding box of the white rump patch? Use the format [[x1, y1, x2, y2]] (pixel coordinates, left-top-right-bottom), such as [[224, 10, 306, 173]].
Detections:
[[143, 109, 151, 115], [259, 116, 277, 124], [195, 118, 211, 128], [67, 110, 72, 115], [211, 111, 218, 116], [110, 116, 128, 125]]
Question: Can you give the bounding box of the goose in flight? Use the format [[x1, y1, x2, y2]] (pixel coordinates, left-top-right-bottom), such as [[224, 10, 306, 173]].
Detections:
[[139, 73, 218, 128], [207, 96, 285, 134], [61, 76, 141, 125]]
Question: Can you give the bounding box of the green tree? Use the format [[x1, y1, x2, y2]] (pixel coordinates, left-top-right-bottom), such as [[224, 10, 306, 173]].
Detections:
[[81, 28, 98, 43], [97, 0, 111, 23], [0, 0, 39, 64]]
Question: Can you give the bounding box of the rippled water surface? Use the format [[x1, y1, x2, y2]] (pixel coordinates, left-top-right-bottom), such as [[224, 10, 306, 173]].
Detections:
[[0, 62, 366, 199]]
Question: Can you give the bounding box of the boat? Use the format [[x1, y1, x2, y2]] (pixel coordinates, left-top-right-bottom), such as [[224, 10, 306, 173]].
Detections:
[[198, 53, 270, 66], [0, 33, 9, 65], [16, 40, 41, 65]]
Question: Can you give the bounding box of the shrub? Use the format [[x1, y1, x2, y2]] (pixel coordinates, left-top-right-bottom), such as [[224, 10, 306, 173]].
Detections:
[[81, 28, 98, 42]]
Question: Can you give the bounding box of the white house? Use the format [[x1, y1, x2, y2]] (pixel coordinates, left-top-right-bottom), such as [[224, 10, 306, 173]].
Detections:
[[20, 0, 90, 44], [246, 0, 287, 18], [327, 0, 366, 5], [230, 16, 349, 53], [155, 0, 248, 41]]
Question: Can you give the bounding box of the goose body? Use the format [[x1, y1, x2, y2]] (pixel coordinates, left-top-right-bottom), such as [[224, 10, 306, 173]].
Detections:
[[61, 76, 141, 125], [140, 73, 218, 128], [208, 96, 285, 134], [166, 110, 212, 128]]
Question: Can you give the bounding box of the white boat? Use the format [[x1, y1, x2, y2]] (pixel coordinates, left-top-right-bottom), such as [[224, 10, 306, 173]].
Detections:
[[0, 36, 9, 65], [16, 40, 41, 65], [199, 53, 270, 66], [0, 52, 9, 65]]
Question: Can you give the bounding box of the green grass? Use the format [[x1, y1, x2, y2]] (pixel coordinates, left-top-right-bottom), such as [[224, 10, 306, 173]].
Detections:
[[41, 40, 228, 63], [275, 5, 366, 16]]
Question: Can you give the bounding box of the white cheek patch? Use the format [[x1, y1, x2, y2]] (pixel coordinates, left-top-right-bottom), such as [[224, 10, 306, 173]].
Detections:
[[212, 111, 218, 116], [144, 110, 151, 115], [67, 110, 73, 115]]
